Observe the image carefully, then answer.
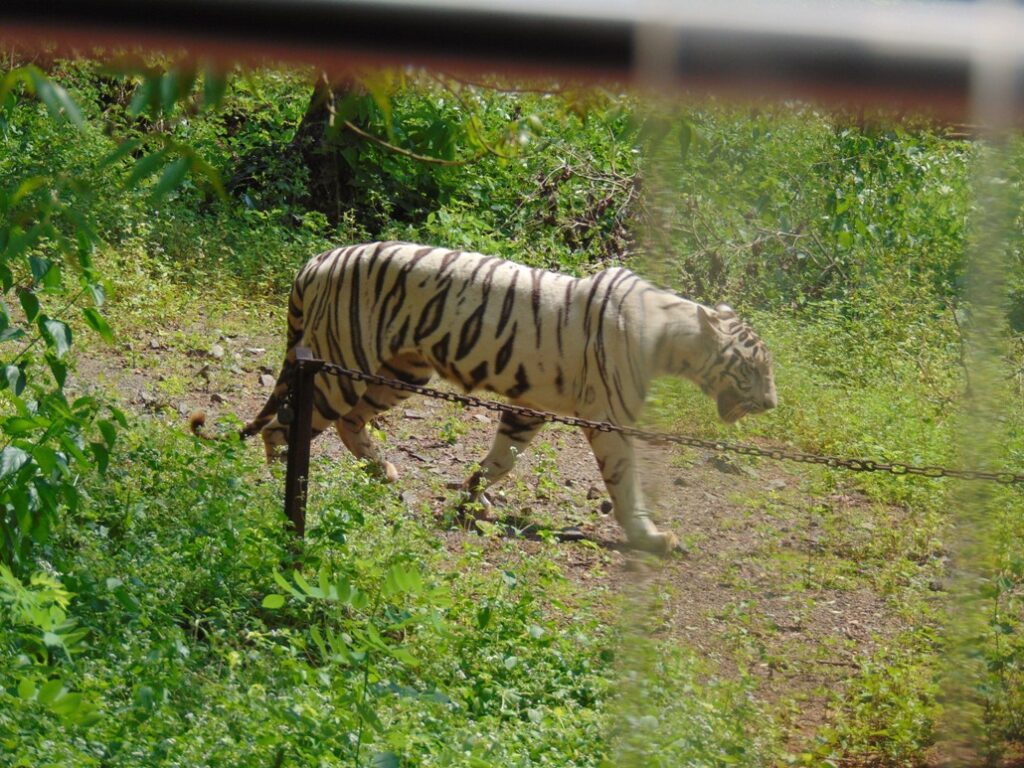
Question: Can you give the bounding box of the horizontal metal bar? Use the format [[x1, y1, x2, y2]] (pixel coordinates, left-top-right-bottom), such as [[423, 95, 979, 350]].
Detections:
[[4, 1, 1024, 118]]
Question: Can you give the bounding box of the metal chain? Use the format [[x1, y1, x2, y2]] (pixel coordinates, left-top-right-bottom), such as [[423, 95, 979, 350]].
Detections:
[[315, 360, 1024, 486]]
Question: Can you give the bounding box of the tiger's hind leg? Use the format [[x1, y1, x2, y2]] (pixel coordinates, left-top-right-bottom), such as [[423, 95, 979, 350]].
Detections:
[[261, 397, 339, 462], [583, 428, 678, 556], [462, 411, 546, 505], [335, 353, 434, 482]]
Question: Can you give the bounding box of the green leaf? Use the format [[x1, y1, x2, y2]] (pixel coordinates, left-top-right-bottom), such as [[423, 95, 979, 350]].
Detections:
[[159, 70, 181, 116], [29, 256, 52, 284], [17, 677, 36, 700], [387, 646, 418, 667], [49, 691, 83, 717], [108, 405, 129, 428], [128, 77, 156, 117], [202, 68, 227, 109], [309, 625, 328, 658], [37, 678, 64, 705], [272, 570, 304, 600], [3, 365, 24, 395], [150, 156, 190, 200], [335, 575, 352, 605], [356, 702, 385, 734], [28, 69, 84, 128], [32, 445, 65, 476], [89, 442, 110, 474], [82, 307, 114, 343], [0, 446, 29, 478], [384, 563, 423, 597], [261, 594, 285, 609], [97, 419, 117, 448], [58, 434, 89, 465], [10, 176, 47, 206], [100, 137, 143, 168], [187, 152, 226, 200], [134, 683, 156, 710], [125, 149, 170, 189], [293, 570, 322, 598], [476, 605, 492, 630], [18, 291, 39, 322], [46, 354, 67, 388], [0, 327, 24, 343], [316, 567, 340, 601], [3, 416, 43, 436], [39, 317, 72, 358]]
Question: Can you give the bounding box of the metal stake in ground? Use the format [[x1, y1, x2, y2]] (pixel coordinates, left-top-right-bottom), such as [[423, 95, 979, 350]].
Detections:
[[283, 347, 323, 537]]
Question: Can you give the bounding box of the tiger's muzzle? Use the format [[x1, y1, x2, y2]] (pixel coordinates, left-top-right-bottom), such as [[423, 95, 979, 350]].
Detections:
[[716, 386, 777, 424]]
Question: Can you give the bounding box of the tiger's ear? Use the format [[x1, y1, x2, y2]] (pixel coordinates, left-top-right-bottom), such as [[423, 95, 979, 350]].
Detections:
[[697, 306, 720, 334]]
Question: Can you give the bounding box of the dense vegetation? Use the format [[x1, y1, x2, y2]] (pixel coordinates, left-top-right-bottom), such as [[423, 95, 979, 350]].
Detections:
[[1, 55, 1022, 766]]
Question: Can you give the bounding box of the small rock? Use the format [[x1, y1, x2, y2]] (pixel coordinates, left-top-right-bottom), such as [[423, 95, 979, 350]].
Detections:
[[767, 479, 787, 491], [259, 373, 276, 388], [124, 342, 135, 352], [211, 393, 227, 404], [473, 413, 489, 423], [210, 344, 225, 359], [230, 365, 244, 375], [259, 365, 274, 375], [148, 339, 162, 350], [400, 491, 417, 507], [586, 485, 602, 500], [403, 409, 428, 420], [137, 390, 154, 405], [177, 402, 189, 417], [245, 347, 266, 355], [599, 500, 613, 515], [708, 454, 744, 475]]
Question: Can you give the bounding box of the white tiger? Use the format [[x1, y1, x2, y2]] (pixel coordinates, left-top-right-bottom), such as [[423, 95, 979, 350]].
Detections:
[[192, 242, 777, 554]]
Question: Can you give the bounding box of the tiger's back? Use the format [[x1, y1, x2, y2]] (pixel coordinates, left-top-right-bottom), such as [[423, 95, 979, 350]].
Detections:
[[293, 242, 653, 421]]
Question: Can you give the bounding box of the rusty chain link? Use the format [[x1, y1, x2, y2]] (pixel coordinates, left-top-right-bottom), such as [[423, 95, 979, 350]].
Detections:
[[316, 360, 1024, 486]]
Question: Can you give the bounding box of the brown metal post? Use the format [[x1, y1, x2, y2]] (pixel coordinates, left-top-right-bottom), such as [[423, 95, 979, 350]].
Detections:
[[283, 347, 324, 537]]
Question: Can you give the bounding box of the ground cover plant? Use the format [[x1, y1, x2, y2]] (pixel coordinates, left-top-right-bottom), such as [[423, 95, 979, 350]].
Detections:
[[1, 54, 1022, 767]]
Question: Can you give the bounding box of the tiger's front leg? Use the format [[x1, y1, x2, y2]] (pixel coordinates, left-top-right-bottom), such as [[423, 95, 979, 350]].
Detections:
[[584, 428, 679, 556], [462, 411, 546, 506]]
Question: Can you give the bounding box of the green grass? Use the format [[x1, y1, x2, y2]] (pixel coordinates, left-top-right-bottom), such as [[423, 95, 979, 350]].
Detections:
[[1, 417, 778, 767]]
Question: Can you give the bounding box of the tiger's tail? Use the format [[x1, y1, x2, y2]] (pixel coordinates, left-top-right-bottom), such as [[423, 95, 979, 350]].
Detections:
[[189, 275, 307, 442]]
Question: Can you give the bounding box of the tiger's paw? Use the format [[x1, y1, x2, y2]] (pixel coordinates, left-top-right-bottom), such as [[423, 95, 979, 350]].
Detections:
[[659, 532, 682, 557], [366, 460, 399, 483], [631, 531, 681, 558]]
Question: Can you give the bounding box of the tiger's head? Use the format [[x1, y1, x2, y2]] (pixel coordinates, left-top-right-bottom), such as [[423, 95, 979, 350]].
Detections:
[[696, 303, 777, 424]]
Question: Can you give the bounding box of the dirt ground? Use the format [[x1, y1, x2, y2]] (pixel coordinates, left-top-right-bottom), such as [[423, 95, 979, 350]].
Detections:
[[76, 326, 917, 756]]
